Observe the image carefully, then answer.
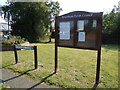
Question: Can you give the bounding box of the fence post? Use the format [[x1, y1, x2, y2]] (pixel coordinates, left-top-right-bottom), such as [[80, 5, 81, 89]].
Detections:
[[14, 45, 18, 64], [34, 46, 38, 69]]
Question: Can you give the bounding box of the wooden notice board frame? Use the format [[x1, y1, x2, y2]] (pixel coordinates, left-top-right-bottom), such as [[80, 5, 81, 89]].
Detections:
[[55, 11, 103, 84]]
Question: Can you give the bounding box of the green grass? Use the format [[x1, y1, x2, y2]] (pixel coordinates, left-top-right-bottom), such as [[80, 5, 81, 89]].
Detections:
[[0, 83, 10, 89], [1, 42, 118, 88]]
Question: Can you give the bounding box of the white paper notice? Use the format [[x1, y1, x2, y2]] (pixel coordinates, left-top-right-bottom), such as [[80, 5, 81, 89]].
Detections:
[[77, 20, 84, 30], [59, 22, 70, 40], [78, 32, 85, 42], [92, 20, 97, 27]]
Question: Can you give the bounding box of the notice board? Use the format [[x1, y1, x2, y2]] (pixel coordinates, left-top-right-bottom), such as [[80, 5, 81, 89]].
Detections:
[[55, 11, 103, 50], [54, 11, 103, 84]]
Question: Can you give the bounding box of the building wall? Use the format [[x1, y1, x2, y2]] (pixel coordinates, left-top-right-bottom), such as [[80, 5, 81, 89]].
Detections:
[[0, 23, 11, 30]]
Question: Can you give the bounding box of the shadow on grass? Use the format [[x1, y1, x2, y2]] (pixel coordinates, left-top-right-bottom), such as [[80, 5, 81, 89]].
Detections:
[[1, 69, 35, 83], [27, 72, 56, 90], [34, 38, 55, 44], [102, 44, 118, 50], [37, 41, 55, 44], [1, 67, 56, 89], [0, 63, 16, 69]]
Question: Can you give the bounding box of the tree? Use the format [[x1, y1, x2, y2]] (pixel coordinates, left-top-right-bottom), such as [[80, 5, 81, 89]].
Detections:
[[46, 1, 62, 42], [2, 2, 62, 42], [102, 8, 119, 44]]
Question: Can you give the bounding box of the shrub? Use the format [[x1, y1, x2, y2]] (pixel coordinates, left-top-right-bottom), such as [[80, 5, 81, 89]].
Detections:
[[1, 36, 27, 45]]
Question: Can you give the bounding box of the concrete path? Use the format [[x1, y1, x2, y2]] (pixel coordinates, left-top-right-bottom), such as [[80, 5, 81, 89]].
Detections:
[[0, 69, 57, 89]]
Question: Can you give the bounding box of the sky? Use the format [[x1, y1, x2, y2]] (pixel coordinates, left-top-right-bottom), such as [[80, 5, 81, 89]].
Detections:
[[55, 0, 120, 15], [0, 0, 119, 15]]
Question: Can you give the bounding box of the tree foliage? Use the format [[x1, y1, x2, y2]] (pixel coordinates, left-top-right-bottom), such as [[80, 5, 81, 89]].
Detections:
[[102, 10, 119, 44], [2, 2, 62, 42]]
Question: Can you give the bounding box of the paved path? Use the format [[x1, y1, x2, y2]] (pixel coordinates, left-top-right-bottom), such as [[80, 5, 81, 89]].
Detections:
[[0, 69, 57, 89]]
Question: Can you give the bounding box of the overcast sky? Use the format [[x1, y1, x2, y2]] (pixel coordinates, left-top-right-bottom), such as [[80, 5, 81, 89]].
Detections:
[[0, 0, 119, 15], [55, 0, 119, 15]]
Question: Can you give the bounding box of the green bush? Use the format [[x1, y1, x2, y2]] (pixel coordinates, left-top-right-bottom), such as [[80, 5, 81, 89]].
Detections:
[[1, 36, 27, 45]]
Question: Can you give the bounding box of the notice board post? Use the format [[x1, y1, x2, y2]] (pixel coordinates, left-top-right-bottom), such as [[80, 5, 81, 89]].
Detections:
[[95, 16, 102, 84], [55, 11, 103, 84], [34, 46, 38, 69], [14, 45, 18, 64], [55, 18, 58, 73]]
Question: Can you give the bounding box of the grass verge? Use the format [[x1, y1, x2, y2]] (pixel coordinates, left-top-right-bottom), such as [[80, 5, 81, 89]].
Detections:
[[0, 83, 10, 89], [1, 43, 118, 88]]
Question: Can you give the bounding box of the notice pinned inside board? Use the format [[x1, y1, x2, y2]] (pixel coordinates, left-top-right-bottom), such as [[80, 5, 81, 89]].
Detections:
[[78, 32, 85, 42], [77, 20, 84, 31], [59, 22, 70, 40], [92, 20, 97, 28]]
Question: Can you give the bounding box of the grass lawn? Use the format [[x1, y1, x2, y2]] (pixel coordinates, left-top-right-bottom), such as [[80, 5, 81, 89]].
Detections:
[[0, 83, 10, 89], [1, 41, 118, 88]]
